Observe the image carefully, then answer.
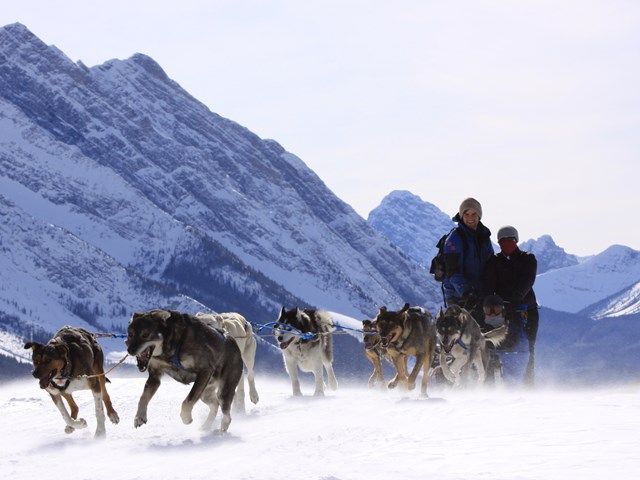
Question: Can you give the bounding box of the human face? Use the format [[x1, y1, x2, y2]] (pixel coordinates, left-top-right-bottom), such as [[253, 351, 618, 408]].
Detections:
[[462, 209, 479, 230]]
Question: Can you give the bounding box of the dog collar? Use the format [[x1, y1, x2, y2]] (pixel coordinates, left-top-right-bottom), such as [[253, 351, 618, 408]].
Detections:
[[49, 378, 71, 390]]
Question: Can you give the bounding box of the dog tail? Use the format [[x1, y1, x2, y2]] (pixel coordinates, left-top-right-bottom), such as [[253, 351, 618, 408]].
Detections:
[[483, 324, 508, 347], [315, 310, 335, 333]]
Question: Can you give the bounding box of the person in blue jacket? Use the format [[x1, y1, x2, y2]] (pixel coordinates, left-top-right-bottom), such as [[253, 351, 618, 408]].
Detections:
[[442, 197, 494, 319]]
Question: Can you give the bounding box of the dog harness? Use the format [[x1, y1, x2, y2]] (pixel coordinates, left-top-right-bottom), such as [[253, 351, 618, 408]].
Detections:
[[169, 327, 189, 370]]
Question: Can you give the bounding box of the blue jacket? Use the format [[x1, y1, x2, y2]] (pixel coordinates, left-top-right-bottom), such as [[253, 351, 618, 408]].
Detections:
[[442, 214, 494, 301]]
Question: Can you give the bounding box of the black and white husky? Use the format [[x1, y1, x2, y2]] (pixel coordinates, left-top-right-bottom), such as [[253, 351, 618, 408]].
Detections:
[[274, 307, 338, 396]]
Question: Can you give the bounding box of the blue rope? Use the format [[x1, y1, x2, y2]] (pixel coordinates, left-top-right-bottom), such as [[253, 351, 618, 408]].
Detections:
[[332, 324, 371, 335], [92, 332, 128, 339], [253, 321, 318, 341], [252, 320, 373, 341]]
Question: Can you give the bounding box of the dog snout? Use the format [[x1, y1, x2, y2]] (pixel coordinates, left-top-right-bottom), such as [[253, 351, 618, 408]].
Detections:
[[31, 370, 38, 378], [277, 335, 283, 342]]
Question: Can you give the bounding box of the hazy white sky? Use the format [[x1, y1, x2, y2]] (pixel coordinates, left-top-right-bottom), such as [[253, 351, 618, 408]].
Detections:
[[2, 1, 639, 255]]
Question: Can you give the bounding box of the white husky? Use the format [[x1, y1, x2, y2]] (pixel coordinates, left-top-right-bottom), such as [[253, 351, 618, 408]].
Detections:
[[274, 307, 338, 396], [196, 312, 259, 412]]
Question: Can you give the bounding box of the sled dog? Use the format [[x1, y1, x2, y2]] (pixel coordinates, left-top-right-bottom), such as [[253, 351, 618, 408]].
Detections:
[[374, 304, 437, 396], [361, 319, 407, 388], [274, 307, 338, 396], [24, 327, 120, 438], [195, 311, 259, 412], [126, 309, 243, 432], [435, 305, 507, 386]]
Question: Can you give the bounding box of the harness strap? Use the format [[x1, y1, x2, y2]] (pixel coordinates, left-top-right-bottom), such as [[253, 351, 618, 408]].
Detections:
[[455, 337, 469, 350], [170, 327, 188, 370]]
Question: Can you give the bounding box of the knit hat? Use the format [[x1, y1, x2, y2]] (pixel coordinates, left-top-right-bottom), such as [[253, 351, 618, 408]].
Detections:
[[458, 197, 482, 219], [497, 225, 519, 242]]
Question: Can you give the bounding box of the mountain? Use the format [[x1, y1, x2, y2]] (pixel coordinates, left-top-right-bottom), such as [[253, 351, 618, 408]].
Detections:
[[534, 245, 640, 314], [367, 190, 455, 266], [519, 235, 578, 274], [580, 281, 640, 319], [0, 23, 440, 363]]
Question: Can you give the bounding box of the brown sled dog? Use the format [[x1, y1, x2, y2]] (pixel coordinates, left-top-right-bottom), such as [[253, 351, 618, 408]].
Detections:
[[361, 319, 407, 388], [24, 326, 120, 438], [374, 303, 437, 396]]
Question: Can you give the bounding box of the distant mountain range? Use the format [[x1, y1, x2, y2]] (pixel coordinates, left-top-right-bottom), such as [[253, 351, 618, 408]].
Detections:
[[0, 23, 439, 370], [535, 245, 640, 314], [367, 192, 640, 321], [1, 23, 638, 384]]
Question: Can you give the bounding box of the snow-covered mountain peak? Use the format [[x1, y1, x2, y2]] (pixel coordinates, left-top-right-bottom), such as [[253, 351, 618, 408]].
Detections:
[[127, 53, 170, 79], [535, 244, 640, 313], [368, 190, 454, 267], [0, 22, 37, 42], [0, 22, 74, 68], [594, 244, 638, 262], [519, 234, 578, 274]]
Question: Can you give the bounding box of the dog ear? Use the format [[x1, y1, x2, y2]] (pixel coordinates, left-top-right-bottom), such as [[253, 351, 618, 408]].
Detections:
[[379, 306, 387, 314], [401, 303, 410, 312], [362, 319, 371, 327], [24, 342, 42, 351], [437, 308, 444, 319]]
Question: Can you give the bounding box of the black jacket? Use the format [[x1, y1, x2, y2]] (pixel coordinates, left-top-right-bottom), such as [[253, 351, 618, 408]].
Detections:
[[483, 248, 538, 310]]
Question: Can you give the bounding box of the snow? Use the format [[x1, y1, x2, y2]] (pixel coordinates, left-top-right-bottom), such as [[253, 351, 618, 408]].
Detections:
[[1, 376, 638, 479], [590, 280, 640, 318]]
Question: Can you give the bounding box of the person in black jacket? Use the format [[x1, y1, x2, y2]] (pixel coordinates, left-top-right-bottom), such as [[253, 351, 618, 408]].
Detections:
[[483, 225, 538, 385]]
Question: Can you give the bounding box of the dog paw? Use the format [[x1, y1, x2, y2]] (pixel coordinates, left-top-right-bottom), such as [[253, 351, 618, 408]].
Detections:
[[94, 429, 106, 439], [407, 382, 416, 391], [250, 392, 259, 404], [313, 390, 325, 397], [109, 411, 120, 424], [387, 381, 398, 389], [180, 409, 193, 425], [134, 414, 147, 428], [75, 418, 88, 429], [64, 425, 75, 434]]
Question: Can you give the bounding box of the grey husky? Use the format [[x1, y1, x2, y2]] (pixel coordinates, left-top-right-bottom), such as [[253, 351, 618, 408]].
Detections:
[[274, 307, 338, 396], [126, 309, 243, 432], [435, 305, 507, 386]]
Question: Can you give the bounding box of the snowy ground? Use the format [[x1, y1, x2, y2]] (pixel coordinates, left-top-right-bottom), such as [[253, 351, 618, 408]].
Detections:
[[1, 375, 639, 480]]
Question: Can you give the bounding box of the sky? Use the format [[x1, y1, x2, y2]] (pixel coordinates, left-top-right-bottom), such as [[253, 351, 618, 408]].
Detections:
[[2, 1, 639, 256]]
